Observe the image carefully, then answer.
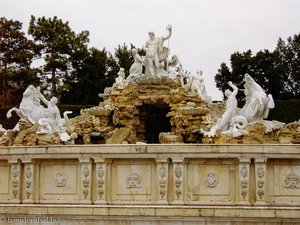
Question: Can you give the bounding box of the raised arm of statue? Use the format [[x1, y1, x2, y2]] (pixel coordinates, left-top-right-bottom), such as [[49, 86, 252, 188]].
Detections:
[[161, 25, 172, 41], [36, 87, 49, 106]]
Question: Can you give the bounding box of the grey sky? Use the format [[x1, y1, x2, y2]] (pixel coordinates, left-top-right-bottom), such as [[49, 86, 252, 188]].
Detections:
[[1, 0, 300, 100]]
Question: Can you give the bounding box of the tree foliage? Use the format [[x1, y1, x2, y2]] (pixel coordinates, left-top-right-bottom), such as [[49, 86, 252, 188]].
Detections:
[[60, 48, 115, 105], [0, 17, 39, 107], [215, 33, 300, 100], [28, 15, 89, 97]]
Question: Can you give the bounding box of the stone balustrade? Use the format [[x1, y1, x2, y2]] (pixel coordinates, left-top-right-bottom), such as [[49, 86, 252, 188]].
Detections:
[[0, 144, 300, 224]]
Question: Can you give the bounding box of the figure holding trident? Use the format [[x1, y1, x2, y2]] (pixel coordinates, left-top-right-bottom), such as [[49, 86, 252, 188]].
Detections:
[[144, 25, 172, 76]]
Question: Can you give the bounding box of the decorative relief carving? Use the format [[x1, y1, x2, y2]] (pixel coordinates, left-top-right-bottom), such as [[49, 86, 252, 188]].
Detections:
[[285, 172, 300, 189], [82, 166, 90, 199], [175, 164, 183, 199], [126, 172, 141, 188], [159, 164, 167, 199], [205, 173, 219, 188], [240, 165, 248, 200], [55, 172, 67, 187], [25, 166, 33, 199], [97, 164, 105, 199], [256, 166, 265, 199], [11, 165, 20, 198]]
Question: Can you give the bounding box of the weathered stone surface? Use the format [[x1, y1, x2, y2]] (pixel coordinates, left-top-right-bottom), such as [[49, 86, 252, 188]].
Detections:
[[159, 132, 183, 143], [106, 127, 132, 144]]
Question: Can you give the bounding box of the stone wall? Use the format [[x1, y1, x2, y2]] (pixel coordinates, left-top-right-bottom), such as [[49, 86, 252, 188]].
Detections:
[[0, 144, 300, 224]]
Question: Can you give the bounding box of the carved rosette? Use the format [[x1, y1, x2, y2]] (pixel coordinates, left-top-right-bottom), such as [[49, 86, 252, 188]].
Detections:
[[240, 165, 249, 200], [205, 173, 219, 188], [25, 166, 33, 199], [126, 172, 142, 188], [55, 172, 67, 187], [97, 164, 105, 199], [82, 165, 91, 199], [11, 164, 20, 198], [175, 164, 183, 199], [159, 164, 167, 200], [285, 172, 300, 189], [256, 166, 265, 199]]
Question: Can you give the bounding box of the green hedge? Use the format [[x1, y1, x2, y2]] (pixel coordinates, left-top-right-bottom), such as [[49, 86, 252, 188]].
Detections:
[[0, 101, 299, 130], [268, 100, 300, 123]]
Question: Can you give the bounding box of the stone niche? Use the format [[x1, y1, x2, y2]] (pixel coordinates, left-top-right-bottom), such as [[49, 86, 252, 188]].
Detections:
[[73, 77, 213, 144]]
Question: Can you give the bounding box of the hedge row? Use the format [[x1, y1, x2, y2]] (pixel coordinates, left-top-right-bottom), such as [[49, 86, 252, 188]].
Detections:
[[0, 101, 299, 130]]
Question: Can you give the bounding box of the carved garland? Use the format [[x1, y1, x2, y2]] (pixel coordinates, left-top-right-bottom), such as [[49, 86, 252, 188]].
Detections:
[[256, 166, 265, 199], [97, 164, 105, 199], [11, 165, 20, 198], [25, 166, 33, 199], [82, 166, 90, 199], [175, 164, 182, 199], [240, 165, 248, 200], [159, 164, 167, 199]]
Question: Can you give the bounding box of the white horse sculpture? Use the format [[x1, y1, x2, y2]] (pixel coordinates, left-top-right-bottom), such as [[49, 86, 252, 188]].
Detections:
[[7, 85, 72, 137], [239, 73, 275, 123], [6, 85, 48, 124]]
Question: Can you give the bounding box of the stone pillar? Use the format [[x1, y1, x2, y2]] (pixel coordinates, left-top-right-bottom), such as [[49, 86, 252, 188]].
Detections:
[[22, 159, 35, 203], [172, 157, 184, 204], [156, 158, 169, 204], [79, 158, 92, 204], [8, 159, 21, 203], [94, 158, 108, 204], [238, 157, 251, 205], [254, 157, 268, 205]]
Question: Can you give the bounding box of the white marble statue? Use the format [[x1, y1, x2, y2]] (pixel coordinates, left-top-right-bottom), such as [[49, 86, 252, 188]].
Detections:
[[144, 25, 172, 76], [114, 68, 126, 89], [204, 74, 276, 138], [204, 81, 238, 137], [6, 85, 72, 139], [129, 48, 143, 76], [167, 55, 181, 78], [189, 70, 212, 103], [36, 94, 72, 134], [7, 85, 47, 124], [239, 73, 275, 123]]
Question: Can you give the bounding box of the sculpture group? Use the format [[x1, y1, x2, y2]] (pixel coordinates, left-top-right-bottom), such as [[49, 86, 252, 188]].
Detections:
[[0, 25, 299, 146], [6, 85, 72, 142]]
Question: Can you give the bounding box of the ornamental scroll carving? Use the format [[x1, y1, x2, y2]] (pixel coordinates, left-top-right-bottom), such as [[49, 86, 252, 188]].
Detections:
[[175, 164, 183, 199], [97, 164, 105, 199], [256, 166, 265, 199], [159, 165, 167, 199], [25, 166, 33, 198], [82, 166, 90, 199], [240, 165, 248, 200], [11, 165, 20, 198]]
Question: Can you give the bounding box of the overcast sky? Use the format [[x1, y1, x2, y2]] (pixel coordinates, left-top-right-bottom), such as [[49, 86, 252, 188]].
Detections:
[[1, 0, 300, 100]]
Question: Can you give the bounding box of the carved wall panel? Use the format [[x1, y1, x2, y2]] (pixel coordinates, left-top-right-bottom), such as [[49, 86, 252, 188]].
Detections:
[[0, 162, 10, 200], [111, 159, 156, 203], [268, 160, 300, 204], [186, 159, 237, 204], [39, 160, 79, 203]]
